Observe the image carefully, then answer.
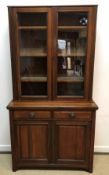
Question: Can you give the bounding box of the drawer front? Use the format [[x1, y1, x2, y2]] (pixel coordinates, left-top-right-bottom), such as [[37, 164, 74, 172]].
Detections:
[[14, 111, 51, 120], [54, 111, 91, 121]]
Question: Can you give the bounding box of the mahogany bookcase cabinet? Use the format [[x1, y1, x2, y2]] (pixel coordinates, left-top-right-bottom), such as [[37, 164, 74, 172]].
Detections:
[[7, 6, 98, 172]]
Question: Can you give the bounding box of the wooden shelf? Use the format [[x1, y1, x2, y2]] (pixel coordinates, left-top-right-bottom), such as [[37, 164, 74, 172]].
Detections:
[[19, 26, 47, 30], [21, 95, 48, 98], [20, 48, 47, 57], [57, 76, 84, 83], [58, 26, 87, 30], [57, 95, 83, 98], [21, 76, 47, 82], [58, 51, 85, 57]]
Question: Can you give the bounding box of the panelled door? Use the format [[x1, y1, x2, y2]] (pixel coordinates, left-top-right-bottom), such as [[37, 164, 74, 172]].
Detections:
[[54, 120, 91, 167], [14, 120, 51, 164]]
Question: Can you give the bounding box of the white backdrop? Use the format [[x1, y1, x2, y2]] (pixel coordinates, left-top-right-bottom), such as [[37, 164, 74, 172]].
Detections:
[[0, 0, 109, 152]]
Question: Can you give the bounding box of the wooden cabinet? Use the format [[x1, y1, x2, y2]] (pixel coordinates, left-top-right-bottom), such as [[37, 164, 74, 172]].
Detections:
[[54, 120, 90, 164], [7, 6, 98, 172], [14, 121, 51, 163]]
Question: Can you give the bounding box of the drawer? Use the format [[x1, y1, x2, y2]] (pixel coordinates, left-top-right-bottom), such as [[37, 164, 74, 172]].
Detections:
[[54, 111, 91, 121], [14, 111, 51, 120]]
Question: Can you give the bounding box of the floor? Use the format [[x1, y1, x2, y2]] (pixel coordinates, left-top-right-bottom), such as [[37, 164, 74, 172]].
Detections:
[[0, 154, 109, 175]]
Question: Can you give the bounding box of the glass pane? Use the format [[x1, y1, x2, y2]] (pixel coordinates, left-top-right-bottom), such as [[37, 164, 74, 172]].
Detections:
[[57, 82, 84, 96], [58, 12, 88, 26], [17, 12, 48, 97], [20, 57, 47, 79], [19, 30, 47, 57], [21, 82, 47, 96], [18, 13, 47, 26], [57, 12, 88, 97]]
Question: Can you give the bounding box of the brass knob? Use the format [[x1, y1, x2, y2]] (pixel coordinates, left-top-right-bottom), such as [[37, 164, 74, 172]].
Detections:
[[69, 112, 75, 119], [29, 112, 36, 119]]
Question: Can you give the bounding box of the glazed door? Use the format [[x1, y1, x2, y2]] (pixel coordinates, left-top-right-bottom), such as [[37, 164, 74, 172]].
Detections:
[[12, 8, 52, 100], [54, 120, 91, 166], [9, 7, 97, 100], [14, 121, 51, 164], [53, 7, 96, 100]]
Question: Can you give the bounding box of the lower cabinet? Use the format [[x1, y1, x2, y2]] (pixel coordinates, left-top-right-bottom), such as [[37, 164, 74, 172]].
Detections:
[[9, 109, 96, 172], [14, 121, 51, 164], [54, 121, 90, 166], [53, 111, 91, 168]]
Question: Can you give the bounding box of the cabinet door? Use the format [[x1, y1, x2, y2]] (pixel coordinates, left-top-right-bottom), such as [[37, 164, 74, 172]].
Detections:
[[54, 120, 91, 167], [14, 120, 51, 165], [9, 7, 52, 100], [53, 6, 97, 100]]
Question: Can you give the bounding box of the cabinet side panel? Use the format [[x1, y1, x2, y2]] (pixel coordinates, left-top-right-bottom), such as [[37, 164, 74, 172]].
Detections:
[[8, 8, 19, 99], [9, 111, 17, 171], [88, 7, 97, 99], [88, 111, 96, 172], [84, 7, 97, 99]]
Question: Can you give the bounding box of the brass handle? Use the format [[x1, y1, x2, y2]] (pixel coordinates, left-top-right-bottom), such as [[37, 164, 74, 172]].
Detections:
[[29, 112, 36, 119], [69, 112, 76, 119]]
